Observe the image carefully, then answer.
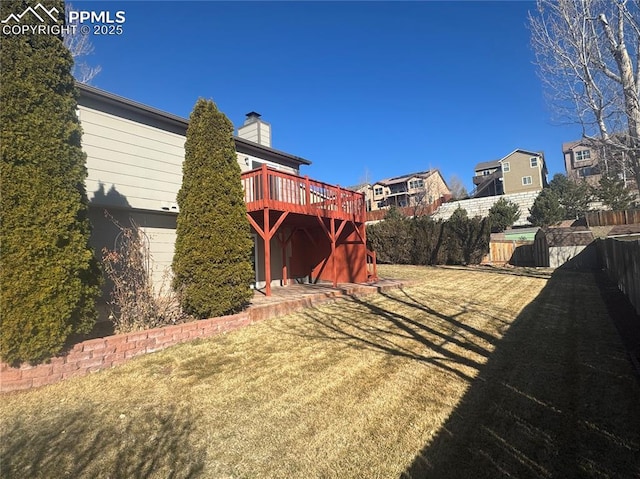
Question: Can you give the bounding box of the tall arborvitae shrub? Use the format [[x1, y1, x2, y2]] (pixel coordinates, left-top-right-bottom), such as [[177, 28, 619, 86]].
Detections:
[[410, 217, 447, 265], [1, 0, 101, 364], [366, 209, 412, 264], [172, 99, 253, 318]]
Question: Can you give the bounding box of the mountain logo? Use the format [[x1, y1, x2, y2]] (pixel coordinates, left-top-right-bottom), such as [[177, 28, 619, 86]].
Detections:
[[1, 3, 59, 24]]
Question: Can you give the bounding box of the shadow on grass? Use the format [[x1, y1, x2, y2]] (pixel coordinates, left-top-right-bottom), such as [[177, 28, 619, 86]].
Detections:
[[400, 269, 640, 479], [378, 264, 554, 282], [0, 403, 205, 479], [292, 292, 496, 383]]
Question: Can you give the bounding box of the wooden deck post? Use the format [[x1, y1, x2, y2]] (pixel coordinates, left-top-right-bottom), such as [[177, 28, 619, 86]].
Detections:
[[331, 218, 337, 288], [280, 231, 288, 287], [263, 208, 271, 296]]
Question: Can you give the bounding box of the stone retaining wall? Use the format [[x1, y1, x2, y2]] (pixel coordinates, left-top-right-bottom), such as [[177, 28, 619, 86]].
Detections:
[[432, 191, 541, 226]]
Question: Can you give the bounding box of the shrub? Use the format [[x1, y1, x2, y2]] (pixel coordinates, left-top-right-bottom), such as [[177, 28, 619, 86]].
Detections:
[[594, 174, 636, 211], [172, 99, 254, 318], [548, 173, 591, 219], [410, 217, 447, 265], [528, 189, 564, 226], [488, 198, 521, 232], [101, 215, 189, 333], [0, 0, 101, 364], [367, 206, 489, 266], [367, 214, 412, 264]]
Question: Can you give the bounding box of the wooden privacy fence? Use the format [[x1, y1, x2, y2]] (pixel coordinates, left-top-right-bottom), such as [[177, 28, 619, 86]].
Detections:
[[586, 209, 640, 227], [599, 238, 640, 315], [365, 197, 446, 222], [482, 240, 535, 266]]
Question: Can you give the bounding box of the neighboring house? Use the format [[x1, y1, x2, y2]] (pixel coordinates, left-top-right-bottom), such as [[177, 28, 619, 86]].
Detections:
[[563, 139, 638, 197], [563, 140, 602, 185], [533, 226, 597, 269], [361, 170, 450, 211], [473, 149, 548, 198], [473, 160, 503, 197], [349, 183, 374, 212], [78, 84, 373, 300]]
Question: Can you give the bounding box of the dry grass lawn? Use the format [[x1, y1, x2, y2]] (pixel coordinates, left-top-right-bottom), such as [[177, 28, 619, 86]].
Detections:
[[1, 265, 639, 478]]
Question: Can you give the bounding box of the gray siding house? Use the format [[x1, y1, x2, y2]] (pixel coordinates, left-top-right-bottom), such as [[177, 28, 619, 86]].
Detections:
[[78, 84, 311, 296]]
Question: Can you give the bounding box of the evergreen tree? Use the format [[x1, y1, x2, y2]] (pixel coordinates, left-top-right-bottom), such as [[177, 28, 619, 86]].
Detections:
[[549, 173, 591, 219], [528, 189, 564, 227], [445, 207, 469, 264], [1, 0, 101, 364], [366, 213, 412, 264], [173, 99, 253, 318], [595, 174, 636, 211], [487, 198, 521, 232]]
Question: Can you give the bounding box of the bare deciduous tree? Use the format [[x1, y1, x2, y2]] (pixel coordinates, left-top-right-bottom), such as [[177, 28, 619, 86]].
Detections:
[[448, 174, 469, 200], [63, 3, 101, 83], [529, 0, 640, 188]]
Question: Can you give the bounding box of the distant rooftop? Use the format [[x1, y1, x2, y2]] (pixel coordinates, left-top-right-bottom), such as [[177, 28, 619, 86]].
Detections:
[[376, 169, 435, 186], [474, 160, 500, 171]]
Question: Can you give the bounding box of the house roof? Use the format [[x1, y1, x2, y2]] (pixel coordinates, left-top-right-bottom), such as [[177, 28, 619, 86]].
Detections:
[[377, 169, 436, 186], [475, 149, 547, 173], [607, 224, 640, 237], [474, 160, 500, 172], [76, 83, 312, 166], [345, 183, 371, 192], [562, 140, 588, 152], [540, 226, 594, 247]]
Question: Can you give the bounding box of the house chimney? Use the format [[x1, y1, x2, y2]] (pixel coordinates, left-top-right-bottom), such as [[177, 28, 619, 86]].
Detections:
[[237, 111, 272, 147]]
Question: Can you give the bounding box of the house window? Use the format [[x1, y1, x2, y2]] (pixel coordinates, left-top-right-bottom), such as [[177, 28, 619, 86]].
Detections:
[[374, 187, 383, 196], [530, 157, 538, 168], [575, 149, 591, 161], [502, 162, 510, 173], [482, 170, 491, 176], [409, 179, 424, 189], [522, 176, 533, 185], [579, 166, 598, 177]]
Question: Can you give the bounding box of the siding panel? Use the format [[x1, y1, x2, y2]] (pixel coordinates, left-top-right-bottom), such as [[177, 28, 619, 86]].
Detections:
[[81, 106, 185, 211]]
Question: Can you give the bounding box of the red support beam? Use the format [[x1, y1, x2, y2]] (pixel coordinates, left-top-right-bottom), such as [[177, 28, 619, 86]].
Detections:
[[330, 217, 337, 288], [248, 209, 290, 296], [263, 208, 271, 296], [316, 214, 332, 241], [352, 221, 365, 245], [334, 219, 347, 244], [247, 213, 265, 239]]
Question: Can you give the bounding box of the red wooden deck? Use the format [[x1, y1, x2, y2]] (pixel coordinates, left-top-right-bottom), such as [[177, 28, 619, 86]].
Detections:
[[241, 165, 376, 296], [241, 164, 366, 223]]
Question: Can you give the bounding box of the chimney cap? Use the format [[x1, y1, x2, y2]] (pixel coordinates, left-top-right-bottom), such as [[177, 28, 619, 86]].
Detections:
[[245, 111, 261, 119]]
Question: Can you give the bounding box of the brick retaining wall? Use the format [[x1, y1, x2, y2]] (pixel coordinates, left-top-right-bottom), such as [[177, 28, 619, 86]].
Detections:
[[0, 281, 406, 394], [0, 312, 251, 393]]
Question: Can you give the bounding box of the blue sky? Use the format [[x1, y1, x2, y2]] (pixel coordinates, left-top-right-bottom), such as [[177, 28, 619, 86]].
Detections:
[[80, 1, 579, 191]]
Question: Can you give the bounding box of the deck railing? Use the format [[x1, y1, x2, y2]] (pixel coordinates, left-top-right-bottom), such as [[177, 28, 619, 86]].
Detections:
[[241, 165, 366, 222]]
